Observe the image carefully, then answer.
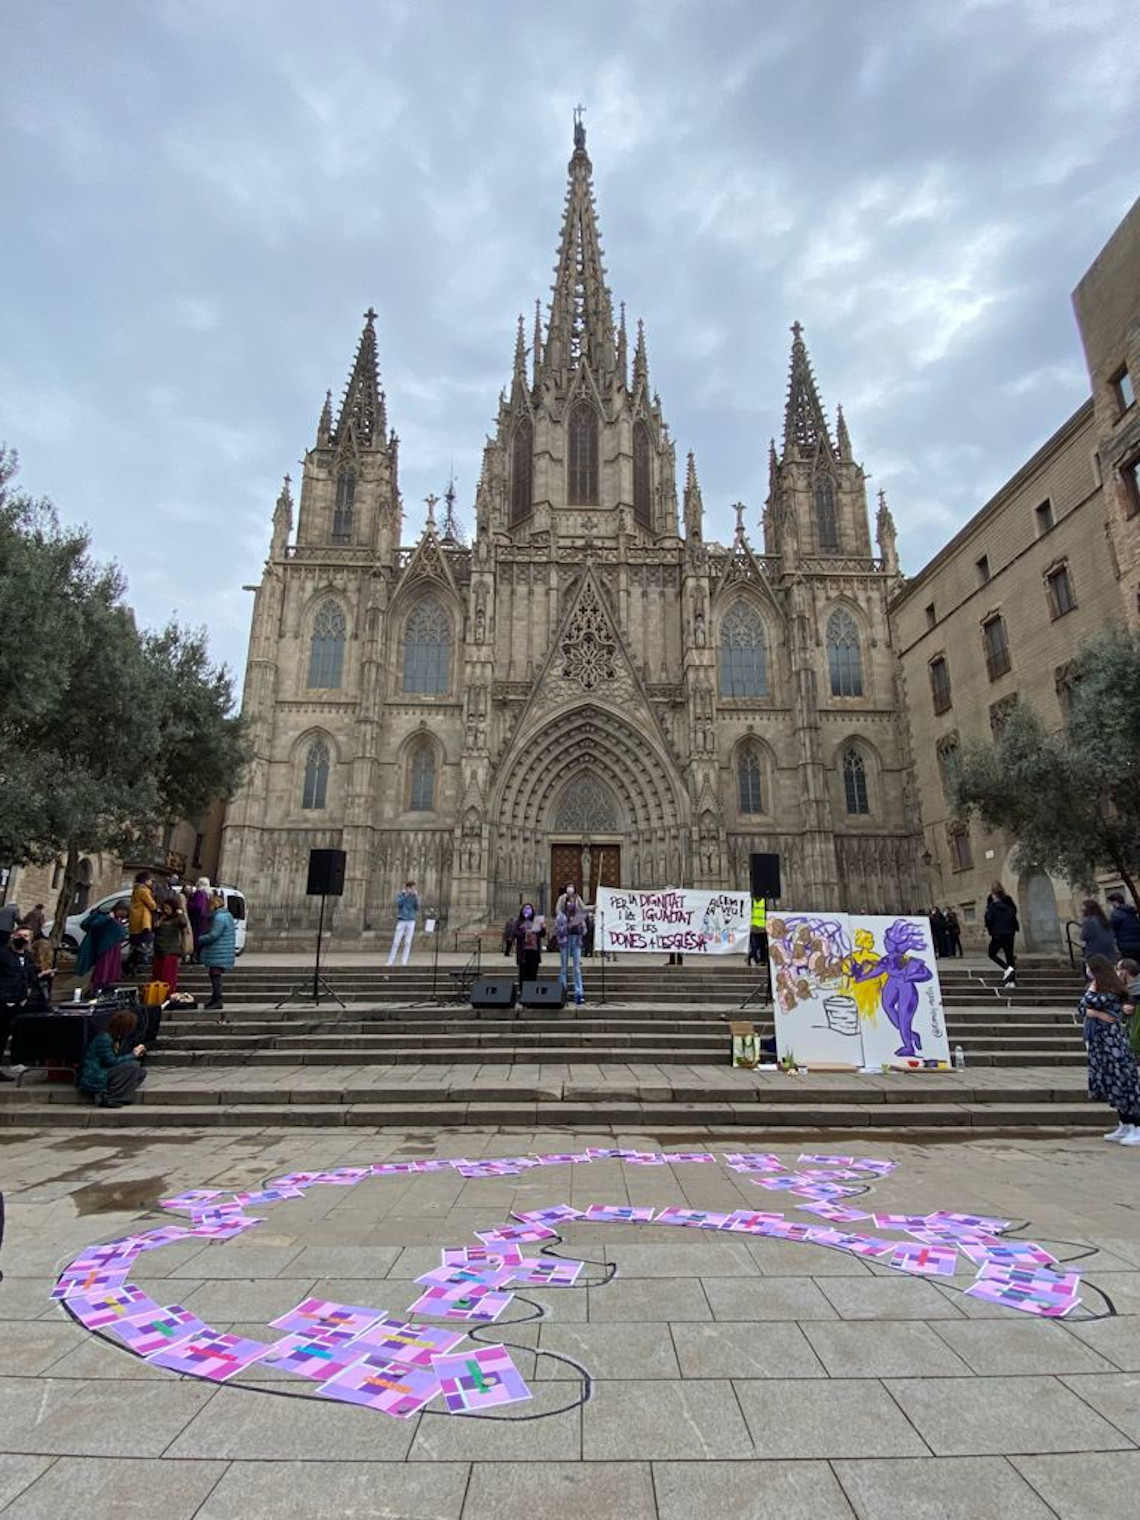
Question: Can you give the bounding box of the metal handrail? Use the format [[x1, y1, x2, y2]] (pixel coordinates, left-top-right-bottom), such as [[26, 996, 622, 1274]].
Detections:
[[1063, 919, 1081, 970]]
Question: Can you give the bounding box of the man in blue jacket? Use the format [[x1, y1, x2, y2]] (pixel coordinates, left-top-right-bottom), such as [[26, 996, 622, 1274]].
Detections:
[[387, 881, 420, 968], [1108, 892, 1140, 959]]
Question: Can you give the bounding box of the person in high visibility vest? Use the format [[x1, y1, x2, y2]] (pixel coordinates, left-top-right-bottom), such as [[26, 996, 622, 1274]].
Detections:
[[748, 897, 768, 966]]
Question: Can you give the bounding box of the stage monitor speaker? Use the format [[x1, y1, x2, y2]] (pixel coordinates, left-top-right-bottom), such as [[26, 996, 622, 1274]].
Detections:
[[750, 852, 781, 900], [520, 978, 567, 1009], [306, 848, 347, 897], [470, 976, 517, 1009]]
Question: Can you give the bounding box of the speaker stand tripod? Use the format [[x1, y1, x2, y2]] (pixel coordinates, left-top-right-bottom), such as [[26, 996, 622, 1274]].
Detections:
[[274, 894, 345, 1009]]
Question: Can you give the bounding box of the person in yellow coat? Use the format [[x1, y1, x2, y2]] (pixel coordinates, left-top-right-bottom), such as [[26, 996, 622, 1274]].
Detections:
[[125, 872, 157, 974]]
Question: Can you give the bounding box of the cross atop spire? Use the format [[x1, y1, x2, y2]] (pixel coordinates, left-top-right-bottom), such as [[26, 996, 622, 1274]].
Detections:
[[335, 308, 386, 448], [782, 320, 834, 460]]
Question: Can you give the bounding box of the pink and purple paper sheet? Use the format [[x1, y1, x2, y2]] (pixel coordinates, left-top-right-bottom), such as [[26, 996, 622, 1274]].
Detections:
[[441, 1244, 524, 1269], [505, 1258, 584, 1288], [476, 1222, 558, 1245], [415, 1265, 516, 1292], [52, 1263, 130, 1300], [160, 1190, 224, 1211], [407, 1285, 514, 1322], [64, 1283, 158, 1329], [874, 1213, 933, 1231], [655, 1207, 733, 1229], [231, 1187, 305, 1207], [961, 1242, 1057, 1269], [889, 1242, 959, 1277], [965, 1265, 1082, 1316], [258, 1332, 370, 1381], [354, 1316, 466, 1366], [368, 1162, 419, 1176], [848, 1159, 897, 1176], [928, 1212, 1013, 1233], [624, 1154, 666, 1166], [271, 1299, 384, 1337], [536, 1152, 592, 1165], [433, 1344, 532, 1413], [108, 1304, 210, 1355], [131, 1226, 196, 1251], [512, 1205, 583, 1226], [725, 1152, 785, 1170], [307, 1168, 371, 1186], [581, 1205, 655, 1225], [835, 1234, 899, 1258], [147, 1329, 271, 1381], [754, 1175, 812, 1192], [319, 1353, 442, 1416], [796, 1202, 873, 1222], [720, 1210, 788, 1233], [661, 1151, 716, 1164], [189, 1218, 261, 1242], [798, 1154, 857, 1166]]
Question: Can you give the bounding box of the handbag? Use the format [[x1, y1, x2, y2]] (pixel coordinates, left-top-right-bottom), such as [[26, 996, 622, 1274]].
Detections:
[[141, 981, 170, 1007]]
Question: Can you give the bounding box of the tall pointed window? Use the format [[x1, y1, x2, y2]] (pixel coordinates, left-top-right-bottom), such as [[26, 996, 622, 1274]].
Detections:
[[403, 595, 451, 694], [568, 401, 599, 505], [738, 746, 764, 814], [633, 420, 652, 530], [511, 419, 533, 525], [307, 601, 346, 689], [332, 470, 355, 543], [843, 747, 870, 815], [815, 474, 839, 550], [302, 739, 330, 810], [826, 608, 864, 697], [718, 603, 768, 698], [408, 742, 436, 811]]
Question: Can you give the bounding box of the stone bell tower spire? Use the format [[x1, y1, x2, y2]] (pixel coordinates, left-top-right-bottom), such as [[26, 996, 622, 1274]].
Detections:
[[335, 307, 387, 449], [541, 108, 617, 387]]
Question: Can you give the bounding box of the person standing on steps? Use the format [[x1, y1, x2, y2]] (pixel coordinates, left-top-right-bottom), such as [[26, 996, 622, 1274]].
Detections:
[[0, 927, 34, 1081], [512, 903, 544, 988], [387, 881, 420, 968], [747, 897, 768, 967], [197, 892, 236, 1021], [125, 872, 157, 975], [945, 908, 964, 958], [1081, 955, 1140, 1145], [984, 883, 1019, 987], [1080, 899, 1118, 971], [556, 886, 587, 1006], [1109, 892, 1140, 961]]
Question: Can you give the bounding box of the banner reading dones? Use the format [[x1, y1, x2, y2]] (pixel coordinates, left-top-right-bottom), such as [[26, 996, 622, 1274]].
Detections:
[[596, 886, 749, 956]]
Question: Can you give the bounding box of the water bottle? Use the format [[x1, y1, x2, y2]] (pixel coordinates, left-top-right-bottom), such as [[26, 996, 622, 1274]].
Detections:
[[954, 1045, 965, 1071]]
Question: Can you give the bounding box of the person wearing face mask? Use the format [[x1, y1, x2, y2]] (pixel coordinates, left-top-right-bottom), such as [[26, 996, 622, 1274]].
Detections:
[[512, 903, 545, 987], [555, 884, 587, 1006], [0, 928, 34, 1080]]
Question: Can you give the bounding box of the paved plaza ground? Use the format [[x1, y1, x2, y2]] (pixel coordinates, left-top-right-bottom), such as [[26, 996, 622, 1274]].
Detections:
[[2, 1126, 1140, 1518]]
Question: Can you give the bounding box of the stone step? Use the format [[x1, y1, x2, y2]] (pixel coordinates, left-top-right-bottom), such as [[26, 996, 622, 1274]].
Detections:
[[144, 1045, 1085, 1068], [0, 1099, 1105, 1132]]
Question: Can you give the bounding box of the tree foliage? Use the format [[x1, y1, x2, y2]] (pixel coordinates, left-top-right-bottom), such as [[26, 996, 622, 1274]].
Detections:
[[955, 624, 1140, 903], [0, 447, 250, 940]]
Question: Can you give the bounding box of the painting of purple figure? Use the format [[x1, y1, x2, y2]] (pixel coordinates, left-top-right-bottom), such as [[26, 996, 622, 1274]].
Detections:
[[853, 916, 949, 1066], [768, 912, 864, 1066]]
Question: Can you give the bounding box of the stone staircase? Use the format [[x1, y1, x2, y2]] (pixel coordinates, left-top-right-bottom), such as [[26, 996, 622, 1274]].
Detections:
[[0, 960, 1103, 1135]]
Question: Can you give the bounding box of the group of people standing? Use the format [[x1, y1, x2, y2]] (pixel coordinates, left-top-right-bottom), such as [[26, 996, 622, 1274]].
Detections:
[[928, 906, 964, 959], [76, 873, 237, 1014], [503, 885, 589, 1005]]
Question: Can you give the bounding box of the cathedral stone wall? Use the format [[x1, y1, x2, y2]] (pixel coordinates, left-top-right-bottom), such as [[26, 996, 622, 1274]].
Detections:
[[222, 127, 926, 945]]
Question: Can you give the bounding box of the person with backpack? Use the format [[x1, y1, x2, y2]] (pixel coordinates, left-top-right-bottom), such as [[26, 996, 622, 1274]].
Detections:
[[984, 883, 1020, 987]]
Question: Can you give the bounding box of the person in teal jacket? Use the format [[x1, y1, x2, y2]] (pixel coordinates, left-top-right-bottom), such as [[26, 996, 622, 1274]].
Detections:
[[79, 1011, 147, 1107], [197, 893, 236, 1018]]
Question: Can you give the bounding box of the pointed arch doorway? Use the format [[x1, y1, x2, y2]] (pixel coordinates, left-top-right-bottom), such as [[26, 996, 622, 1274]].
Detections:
[[549, 775, 621, 904]]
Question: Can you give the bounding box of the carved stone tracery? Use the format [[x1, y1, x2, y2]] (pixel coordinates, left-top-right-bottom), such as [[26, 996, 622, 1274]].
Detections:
[[561, 582, 617, 690]]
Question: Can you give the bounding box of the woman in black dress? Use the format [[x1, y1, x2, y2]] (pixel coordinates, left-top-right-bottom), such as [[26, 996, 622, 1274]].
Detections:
[[512, 904, 544, 987]]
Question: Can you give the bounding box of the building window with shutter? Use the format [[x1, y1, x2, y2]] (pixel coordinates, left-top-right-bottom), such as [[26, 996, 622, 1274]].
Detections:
[[982, 614, 1011, 680], [1045, 563, 1076, 619], [929, 655, 952, 715]]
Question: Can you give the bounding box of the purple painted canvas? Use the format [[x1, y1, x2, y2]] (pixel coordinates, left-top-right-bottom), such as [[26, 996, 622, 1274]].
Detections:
[[433, 1344, 532, 1413], [655, 1207, 732, 1229], [258, 1332, 368, 1381], [889, 1242, 959, 1277], [505, 1258, 584, 1288], [512, 1205, 583, 1226]]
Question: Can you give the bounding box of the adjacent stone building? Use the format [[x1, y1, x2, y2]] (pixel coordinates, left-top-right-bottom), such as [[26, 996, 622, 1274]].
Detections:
[[893, 193, 1140, 949], [221, 119, 924, 941]]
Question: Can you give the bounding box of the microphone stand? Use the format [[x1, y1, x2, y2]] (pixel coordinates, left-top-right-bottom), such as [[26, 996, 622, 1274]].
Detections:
[[596, 908, 608, 1008]]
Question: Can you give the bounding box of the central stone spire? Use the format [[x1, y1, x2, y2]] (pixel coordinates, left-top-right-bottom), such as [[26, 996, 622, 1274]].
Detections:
[[540, 114, 617, 387]]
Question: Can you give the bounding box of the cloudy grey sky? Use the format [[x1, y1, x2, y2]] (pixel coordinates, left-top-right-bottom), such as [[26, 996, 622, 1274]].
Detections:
[[2, 0, 1137, 685]]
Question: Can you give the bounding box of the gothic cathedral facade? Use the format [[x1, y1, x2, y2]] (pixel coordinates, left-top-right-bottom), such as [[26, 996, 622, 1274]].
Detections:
[[222, 122, 925, 940]]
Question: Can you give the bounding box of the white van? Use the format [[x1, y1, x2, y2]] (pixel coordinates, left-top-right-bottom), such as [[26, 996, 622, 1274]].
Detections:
[[61, 884, 248, 956]]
